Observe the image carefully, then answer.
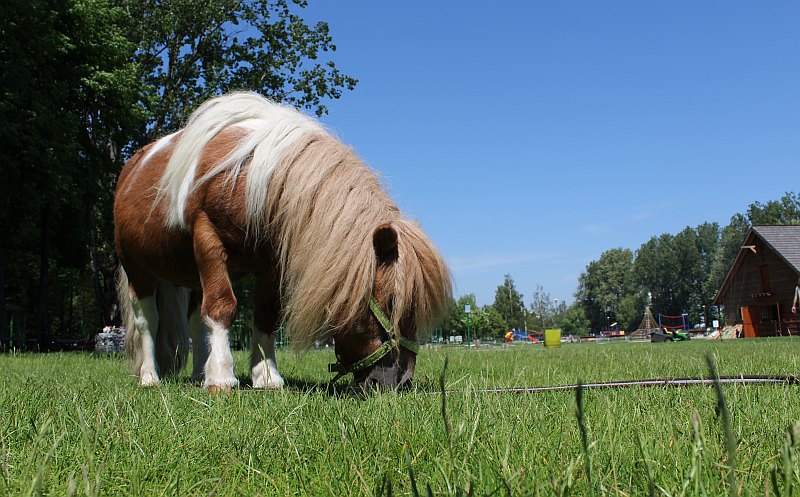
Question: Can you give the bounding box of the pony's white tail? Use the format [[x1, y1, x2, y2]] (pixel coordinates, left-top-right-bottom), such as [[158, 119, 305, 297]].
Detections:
[[117, 266, 190, 379]]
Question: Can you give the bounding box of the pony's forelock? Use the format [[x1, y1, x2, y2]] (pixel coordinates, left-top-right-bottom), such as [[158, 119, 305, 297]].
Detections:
[[391, 219, 453, 333]]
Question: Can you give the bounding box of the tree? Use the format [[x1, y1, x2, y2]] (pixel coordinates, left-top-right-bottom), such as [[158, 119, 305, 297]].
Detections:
[[493, 274, 525, 332], [529, 285, 557, 330], [0, 0, 357, 343], [439, 294, 506, 340], [467, 305, 506, 340], [444, 294, 475, 337], [576, 248, 635, 331], [477, 306, 507, 339], [747, 192, 800, 225], [122, 0, 357, 147], [631, 223, 724, 327], [572, 192, 798, 336], [615, 293, 644, 333], [558, 303, 591, 336], [1, 0, 143, 345]]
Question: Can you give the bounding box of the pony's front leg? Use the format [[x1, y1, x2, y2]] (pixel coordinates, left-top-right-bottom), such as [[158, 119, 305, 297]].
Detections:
[[193, 212, 238, 393], [251, 330, 284, 389], [251, 277, 284, 389]]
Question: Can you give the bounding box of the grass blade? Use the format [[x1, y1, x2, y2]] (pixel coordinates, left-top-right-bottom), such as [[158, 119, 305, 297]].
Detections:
[[439, 356, 454, 471], [636, 433, 656, 497], [705, 353, 737, 497], [406, 449, 420, 497], [575, 379, 593, 493]]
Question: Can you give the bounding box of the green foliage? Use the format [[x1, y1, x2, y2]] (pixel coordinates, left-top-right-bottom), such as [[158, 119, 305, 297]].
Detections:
[[0, 0, 144, 340], [577, 248, 636, 331], [630, 225, 721, 329], [528, 284, 556, 330], [123, 0, 358, 146], [747, 192, 800, 225], [492, 274, 525, 331], [470, 305, 506, 339], [441, 294, 506, 340], [1, 0, 357, 341], [558, 303, 591, 336]]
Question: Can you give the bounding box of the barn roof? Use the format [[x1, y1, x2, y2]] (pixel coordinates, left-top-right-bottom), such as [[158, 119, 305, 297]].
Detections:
[[751, 225, 800, 273], [713, 225, 800, 303]]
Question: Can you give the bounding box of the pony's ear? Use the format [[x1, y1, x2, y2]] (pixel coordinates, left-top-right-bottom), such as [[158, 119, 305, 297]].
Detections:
[[373, 223, 399, 265]]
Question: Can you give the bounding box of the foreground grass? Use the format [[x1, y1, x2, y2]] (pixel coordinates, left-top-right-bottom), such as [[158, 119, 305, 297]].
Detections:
[[1, 338, 799, 496]]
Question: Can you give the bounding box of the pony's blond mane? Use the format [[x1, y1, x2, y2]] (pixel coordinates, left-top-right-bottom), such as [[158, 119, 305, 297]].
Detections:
[[266, 134, 452, 346], [157, 92, 324, 233], [157, 92, 452, 346]]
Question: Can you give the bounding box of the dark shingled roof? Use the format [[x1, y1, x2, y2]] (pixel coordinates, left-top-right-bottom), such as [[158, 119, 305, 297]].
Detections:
[[751, 225, 800, 274]]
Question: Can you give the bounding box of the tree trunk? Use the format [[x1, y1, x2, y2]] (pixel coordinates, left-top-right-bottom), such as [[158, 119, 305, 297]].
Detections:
[[0, 246, 5, 343], [90, 221, 109, 326], [89, 213, 120, 328], [37, 204, 51, 350]]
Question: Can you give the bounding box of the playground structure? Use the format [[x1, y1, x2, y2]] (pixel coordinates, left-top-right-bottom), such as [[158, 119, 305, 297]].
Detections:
[[629, 307, 659, 340], [630, 307, 691, 342], [658, 313, 689, 332], [651, 313, 690, 342], [504, 329, 537, 342]]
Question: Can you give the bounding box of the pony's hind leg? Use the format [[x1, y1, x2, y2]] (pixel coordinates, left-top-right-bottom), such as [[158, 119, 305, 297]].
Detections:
[[132, 296, 160, 386], [188, 290, 210, 383], [120, 266, 163, 386], [193, 212, 239, 392], [153, 280, 190, 377], [251, 277, 284, 389]]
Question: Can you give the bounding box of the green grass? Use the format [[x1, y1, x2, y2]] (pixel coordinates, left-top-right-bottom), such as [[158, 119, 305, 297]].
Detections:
[[1, 338, 799, 496]]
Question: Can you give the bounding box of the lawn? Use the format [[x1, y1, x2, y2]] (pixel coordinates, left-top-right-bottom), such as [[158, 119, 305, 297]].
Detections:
[[1, 338, 799, 496]]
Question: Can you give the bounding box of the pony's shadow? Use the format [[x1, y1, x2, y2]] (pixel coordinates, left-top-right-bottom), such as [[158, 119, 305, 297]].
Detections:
[[178, 375, 441, 398]]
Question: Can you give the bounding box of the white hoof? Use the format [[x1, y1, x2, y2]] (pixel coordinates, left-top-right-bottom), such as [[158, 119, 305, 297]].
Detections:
[[204, 378, 239, 393], [140, 370, 160, 387], [252, 362, 285, 389], [204, 372, 239, 391]]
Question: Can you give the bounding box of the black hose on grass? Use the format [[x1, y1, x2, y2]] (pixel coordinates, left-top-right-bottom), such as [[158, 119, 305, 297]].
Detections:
[[435, 375, 798, 395]]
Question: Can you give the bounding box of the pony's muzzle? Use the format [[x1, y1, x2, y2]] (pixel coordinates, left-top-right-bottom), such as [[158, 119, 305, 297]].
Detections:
[[354, 351, 416, 393]]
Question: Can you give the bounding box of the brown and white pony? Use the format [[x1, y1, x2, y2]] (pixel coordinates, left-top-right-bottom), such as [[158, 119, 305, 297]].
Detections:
[[114, 92, 451, 392]]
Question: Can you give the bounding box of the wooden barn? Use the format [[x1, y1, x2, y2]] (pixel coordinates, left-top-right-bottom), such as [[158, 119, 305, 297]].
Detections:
[[714, 225, 800, 337]]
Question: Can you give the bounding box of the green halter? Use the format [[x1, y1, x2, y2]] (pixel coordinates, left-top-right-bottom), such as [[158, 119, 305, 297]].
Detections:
[[328, 295, 419, 382]]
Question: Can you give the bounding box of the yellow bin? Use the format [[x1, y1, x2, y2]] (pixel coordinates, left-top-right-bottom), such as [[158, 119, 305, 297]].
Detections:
[[544, 329, 561, 348]]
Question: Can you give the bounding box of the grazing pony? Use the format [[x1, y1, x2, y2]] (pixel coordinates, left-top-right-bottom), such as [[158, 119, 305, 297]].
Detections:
[[114, 92, 451, 392]]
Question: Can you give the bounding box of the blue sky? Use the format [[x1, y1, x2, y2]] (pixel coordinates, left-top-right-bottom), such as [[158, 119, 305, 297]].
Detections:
[[299, 2, 799, 307]]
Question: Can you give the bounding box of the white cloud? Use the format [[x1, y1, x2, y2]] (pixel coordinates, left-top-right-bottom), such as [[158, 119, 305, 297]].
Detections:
[[448, 252, 560, 273], [581, 223, 607, 235]]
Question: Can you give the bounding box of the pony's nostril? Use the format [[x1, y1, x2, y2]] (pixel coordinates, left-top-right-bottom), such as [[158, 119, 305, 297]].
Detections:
[[397, 377, 413, 392], [362, 377, 381, 391]]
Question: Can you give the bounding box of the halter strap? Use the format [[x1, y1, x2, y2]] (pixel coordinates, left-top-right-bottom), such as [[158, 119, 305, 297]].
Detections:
[[328, 294, 419, 382]]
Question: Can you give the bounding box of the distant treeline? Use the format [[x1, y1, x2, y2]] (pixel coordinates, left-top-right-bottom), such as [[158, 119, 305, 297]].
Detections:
[[441, 192, 800, 339]]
